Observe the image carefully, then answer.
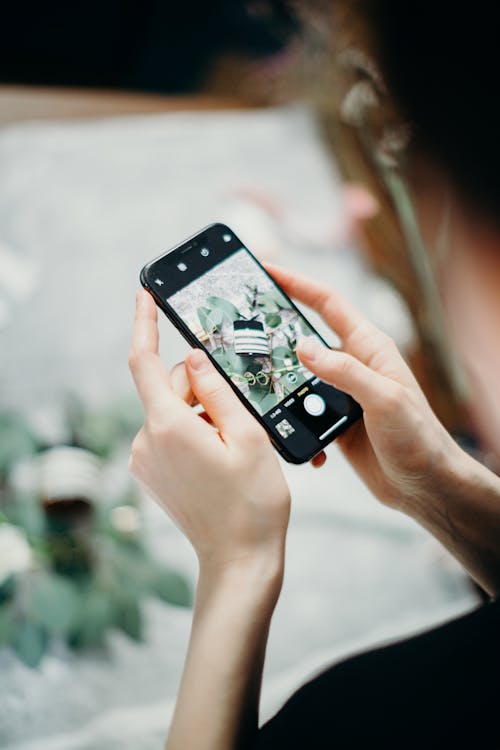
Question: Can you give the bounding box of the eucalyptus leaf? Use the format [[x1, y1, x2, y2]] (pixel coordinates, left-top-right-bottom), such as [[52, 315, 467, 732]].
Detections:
[[0, 606, 15, 644], [151, 569, 192, 607], [12, 621, 48, 668], [258, 291, 285, 313], [265, 313, 282, 329], [271, 289, 288, 309], [8, 495, 46, 538], [0, 413, 38, 475], [207, 296, 241, 322], [69, 588, 113, 648], [248, 388, 278, 416], [0, 575, 16, 605], [271, 346, 292, 361], [114, 598, 143, 641], [227, 349, 250, 374], [76, 412, 120, 458], [197, 306, 216, 333], [256, 392, 278, 414], [31, 574, 80, 635]]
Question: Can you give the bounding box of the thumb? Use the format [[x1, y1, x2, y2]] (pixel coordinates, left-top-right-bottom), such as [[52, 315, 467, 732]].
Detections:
[[185, 348, 258, 436], [297, 337, 395, 411]]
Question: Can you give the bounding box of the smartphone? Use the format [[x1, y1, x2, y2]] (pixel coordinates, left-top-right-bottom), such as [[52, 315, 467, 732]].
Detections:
[[140, 223, 362, 464]]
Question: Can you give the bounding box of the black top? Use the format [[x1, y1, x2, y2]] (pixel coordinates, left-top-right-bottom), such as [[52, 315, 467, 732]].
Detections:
[[254, 599, 500, 748]]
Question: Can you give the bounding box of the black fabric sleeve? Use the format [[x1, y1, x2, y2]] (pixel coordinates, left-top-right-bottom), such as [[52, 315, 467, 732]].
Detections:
[[254, 600, 500, 749]]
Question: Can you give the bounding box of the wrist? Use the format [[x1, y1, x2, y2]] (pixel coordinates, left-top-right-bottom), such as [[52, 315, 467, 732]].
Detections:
[[197, 548, 285, 609], [401, 433, 467, 528], [405, 435, 495, 536]]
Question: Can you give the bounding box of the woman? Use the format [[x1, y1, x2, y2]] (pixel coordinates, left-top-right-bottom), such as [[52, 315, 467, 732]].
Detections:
[[128, 2, 500, 747]]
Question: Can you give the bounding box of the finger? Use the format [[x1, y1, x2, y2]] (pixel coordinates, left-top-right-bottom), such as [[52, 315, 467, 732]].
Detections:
[[264, 262, 395, 367], [185, 348, 261, 439], [198, 410, 214, 425], [296, 336, 400, 411], [129, 290, 177, 414], [264, 263, 370, 343], [310, 451, 327, 468], [170, 361, 196, 404]]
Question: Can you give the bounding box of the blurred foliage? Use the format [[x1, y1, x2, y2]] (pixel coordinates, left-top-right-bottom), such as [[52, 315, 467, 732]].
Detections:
[[0, 399, 192, 669]]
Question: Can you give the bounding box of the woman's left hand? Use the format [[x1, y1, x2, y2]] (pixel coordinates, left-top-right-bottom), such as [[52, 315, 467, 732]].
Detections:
[[128, 290, 291, 575]]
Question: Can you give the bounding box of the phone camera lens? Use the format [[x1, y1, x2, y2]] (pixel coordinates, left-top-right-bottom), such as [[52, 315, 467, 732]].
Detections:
[[200, 247, 209, 257]]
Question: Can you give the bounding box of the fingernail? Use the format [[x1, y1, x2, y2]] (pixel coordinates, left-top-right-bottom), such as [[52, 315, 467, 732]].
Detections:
[[189, 349, 208, 371], [298, 336, 322, 360]]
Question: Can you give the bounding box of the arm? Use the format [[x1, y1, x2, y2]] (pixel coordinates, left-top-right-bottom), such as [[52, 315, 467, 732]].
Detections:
[[128, 291, 290, 750], [168, 558, 281, 750], [266, 263, 500, 597]]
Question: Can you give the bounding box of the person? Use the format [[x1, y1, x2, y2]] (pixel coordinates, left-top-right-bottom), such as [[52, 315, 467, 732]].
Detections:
[[128, 3, 500, 747]]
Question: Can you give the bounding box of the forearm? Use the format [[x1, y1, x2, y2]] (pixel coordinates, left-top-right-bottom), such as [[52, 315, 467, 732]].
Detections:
[[408, 447, 500, 597], [166, 553, 284, 750]]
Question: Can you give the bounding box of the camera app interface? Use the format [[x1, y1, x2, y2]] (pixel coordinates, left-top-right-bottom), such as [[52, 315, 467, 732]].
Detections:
[[166, 242, 357, 457]]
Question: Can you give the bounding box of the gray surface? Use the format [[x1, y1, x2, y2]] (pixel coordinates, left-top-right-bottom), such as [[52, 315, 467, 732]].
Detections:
[[0, 106, 477, 749]]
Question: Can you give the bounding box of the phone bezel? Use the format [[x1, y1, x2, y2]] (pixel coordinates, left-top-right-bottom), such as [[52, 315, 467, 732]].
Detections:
[[140, 222, 362, 464]]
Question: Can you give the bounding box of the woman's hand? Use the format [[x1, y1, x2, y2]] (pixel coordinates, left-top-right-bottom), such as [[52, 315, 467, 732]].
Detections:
[[128, 290, 290, 577], [265, 263, 462, 516]]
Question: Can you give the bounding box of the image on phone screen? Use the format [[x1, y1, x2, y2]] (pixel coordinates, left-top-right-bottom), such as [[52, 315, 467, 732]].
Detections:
[[141, 224, 361, 463]]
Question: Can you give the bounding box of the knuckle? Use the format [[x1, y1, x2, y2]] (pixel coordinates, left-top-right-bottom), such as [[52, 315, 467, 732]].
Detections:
[[241, 420, 267, 446], [146, 416, 182, 442], [376, 328, 392, 347], [379, 331, 398, 353], [335, 353, 354, 378], [384, 382, 406, 410]]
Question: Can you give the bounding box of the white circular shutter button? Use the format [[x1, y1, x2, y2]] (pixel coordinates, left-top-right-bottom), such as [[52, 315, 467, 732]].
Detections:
[[303, 393, 326, 417]]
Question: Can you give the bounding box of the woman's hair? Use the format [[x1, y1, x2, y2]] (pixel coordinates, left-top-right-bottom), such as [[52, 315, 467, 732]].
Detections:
[[364, 0, 500, 221]]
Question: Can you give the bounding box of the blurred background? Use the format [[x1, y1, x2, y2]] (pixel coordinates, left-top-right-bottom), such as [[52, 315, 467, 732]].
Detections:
[[1, 2, 497, 748]]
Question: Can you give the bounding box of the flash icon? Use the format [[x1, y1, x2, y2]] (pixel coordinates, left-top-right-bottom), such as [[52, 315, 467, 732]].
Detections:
[[154, 278, 164, 286]]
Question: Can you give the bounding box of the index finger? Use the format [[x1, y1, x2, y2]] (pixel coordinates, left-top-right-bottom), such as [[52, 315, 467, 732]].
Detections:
[[128, 290, 177, 415], [264, 263, 370, 344], [263, 262, 395, 365]]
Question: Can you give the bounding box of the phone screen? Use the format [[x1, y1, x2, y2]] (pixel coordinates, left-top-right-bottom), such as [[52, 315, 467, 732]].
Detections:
[[141, 224, 361, 463]]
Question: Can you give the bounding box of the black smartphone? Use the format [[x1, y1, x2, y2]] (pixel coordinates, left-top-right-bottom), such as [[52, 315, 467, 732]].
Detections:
[[140, 223, 362, 464]]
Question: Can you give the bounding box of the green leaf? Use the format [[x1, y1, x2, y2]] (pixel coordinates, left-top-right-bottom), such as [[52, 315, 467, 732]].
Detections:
[[256, 392, 278, 414], [247, 388, 278, 416], [197, 306, 215, 333], [68, 588, 113, 649], [258, 290, 287, 313], [31, 574, 80, 635], [206, 296, 241, 322], [7, 494, 46, 538], [271, 289, 289, 309], [12, 621, 48, 668], [151, 569, 192, 607], [298, 317, 314, 336], [0, 575, 16, 605], [265, 313, 282, 329], [0, 606, 15, 644], [115, 599, 143, 641], [270, 346, 293, 362], [0, 413, 38, 475], [197, 306, 224, 333]]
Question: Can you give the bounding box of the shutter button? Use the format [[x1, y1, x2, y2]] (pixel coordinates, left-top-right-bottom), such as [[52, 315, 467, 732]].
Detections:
[[303, 394, 326, 416]]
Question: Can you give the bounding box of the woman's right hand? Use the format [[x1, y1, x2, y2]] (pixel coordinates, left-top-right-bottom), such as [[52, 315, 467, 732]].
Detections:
[[265, 263, 463, 517]]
